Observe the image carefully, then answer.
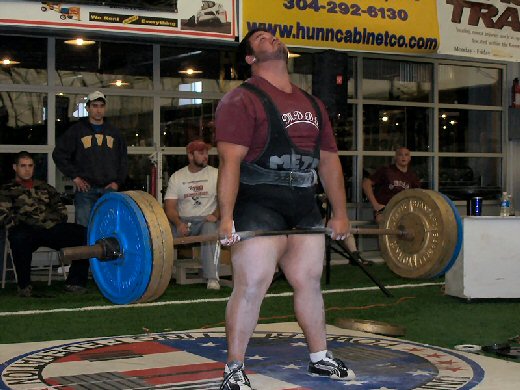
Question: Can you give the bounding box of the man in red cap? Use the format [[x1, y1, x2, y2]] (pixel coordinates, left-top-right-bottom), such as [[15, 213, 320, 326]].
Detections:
[[164, 140, 220, 290]]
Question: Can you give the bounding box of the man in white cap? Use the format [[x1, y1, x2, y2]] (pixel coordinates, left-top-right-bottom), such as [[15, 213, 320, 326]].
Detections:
[[163, 139, 220, 290], [53, 91, 128, 227]]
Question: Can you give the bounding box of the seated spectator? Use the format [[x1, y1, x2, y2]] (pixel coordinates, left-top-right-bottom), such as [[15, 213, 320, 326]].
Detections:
[[362, 147, 421, 223], [163, 140, 220, 290], [0, 151, 90, 297]]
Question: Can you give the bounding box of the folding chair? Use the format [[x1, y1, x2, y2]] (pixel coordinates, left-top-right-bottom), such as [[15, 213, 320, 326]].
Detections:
[[31, 247, 68, 286], [1, 229, 17, 288], [2, 229, 67, 287]]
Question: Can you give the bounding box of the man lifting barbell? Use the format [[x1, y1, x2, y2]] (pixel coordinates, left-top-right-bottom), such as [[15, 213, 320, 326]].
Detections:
[[214, 28, 355, 389]]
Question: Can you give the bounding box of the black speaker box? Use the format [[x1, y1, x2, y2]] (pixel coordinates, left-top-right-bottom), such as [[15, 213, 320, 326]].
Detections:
[[312, 50, 348, 120]]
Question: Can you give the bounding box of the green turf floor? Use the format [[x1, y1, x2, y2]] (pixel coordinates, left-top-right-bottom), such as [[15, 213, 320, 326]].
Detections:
[[1, 263, 519, 358]]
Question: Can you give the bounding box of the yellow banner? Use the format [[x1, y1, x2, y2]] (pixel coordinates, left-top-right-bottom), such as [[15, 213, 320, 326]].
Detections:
[[240, 0, 440, 54]]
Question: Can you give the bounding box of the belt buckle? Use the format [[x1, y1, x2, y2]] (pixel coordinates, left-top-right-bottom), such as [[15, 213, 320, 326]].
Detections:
[[289, 171, 293, 188]]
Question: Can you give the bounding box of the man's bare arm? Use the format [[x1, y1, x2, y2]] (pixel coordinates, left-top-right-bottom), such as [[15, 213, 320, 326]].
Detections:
[[217, 142, 248, 238], [318, 150, 349, 239]]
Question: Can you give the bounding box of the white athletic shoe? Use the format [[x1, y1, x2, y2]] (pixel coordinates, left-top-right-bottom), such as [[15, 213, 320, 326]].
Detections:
[[207, 279, 220, 290], [308, 351, 356, 380], [220, 361, 251, 389]]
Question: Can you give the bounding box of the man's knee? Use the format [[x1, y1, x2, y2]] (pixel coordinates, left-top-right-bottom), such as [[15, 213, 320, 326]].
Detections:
[[235, 267, 273, 295], [287, 269, 321, 291]]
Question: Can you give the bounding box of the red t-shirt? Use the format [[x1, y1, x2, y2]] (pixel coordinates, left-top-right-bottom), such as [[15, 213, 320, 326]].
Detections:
[[215, 76, 338, 162], [371, 164, 421, 205]]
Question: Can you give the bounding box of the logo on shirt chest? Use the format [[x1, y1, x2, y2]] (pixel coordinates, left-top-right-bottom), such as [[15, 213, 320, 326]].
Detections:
[[281, 110, 319, 130], [389, 180, 410, 190], [81, 134, 114, 149]]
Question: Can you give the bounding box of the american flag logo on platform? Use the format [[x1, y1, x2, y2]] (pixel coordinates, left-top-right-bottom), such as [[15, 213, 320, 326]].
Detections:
[[1, 330, 484, 389]]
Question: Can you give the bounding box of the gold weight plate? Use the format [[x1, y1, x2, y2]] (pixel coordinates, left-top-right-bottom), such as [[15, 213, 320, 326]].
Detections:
[[379, 189, 458, 279], [125, 191, 174, 303], [420, 190, 459, 278], [335, 318, 406, 337]]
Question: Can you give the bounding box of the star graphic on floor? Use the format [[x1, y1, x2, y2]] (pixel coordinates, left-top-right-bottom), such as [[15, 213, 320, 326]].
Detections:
[[406, 369, 433, 376], [247, 354, 267, 360], [201, 342, 219, 347], [281, 363, 301, 370], [341, 379, 368, 386]]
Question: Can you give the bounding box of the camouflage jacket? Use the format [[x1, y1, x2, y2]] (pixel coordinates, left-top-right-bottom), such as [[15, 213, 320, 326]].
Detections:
[[0, 180, 67, 229]]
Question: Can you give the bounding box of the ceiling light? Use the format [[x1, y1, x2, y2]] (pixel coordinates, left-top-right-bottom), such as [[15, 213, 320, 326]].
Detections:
[[288, 51, 301, 58], [178, 68, 203, 75], [1, 58, 20, 66], [110, 79, 129, 87], [65, 38, 96, 46]]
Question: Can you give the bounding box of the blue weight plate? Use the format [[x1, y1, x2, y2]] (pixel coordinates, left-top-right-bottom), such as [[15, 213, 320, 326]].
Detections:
[[430, 193, 463, 278], [88, 192, 153, 304]]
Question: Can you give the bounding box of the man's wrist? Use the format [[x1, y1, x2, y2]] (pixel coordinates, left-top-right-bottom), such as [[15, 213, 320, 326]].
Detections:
[[375, 207, 385, 215]]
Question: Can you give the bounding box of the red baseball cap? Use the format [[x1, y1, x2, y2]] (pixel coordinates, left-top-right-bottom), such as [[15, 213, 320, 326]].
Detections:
[[186, 140, 212, 154]]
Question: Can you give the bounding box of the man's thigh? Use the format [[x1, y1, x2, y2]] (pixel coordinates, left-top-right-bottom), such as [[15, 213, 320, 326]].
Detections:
[[8, 224, 44, 253], [231, 236, 285, 285], [280, 234, 325, 282]]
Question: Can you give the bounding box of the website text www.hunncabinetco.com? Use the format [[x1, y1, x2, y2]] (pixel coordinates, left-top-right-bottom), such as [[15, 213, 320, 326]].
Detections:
[[245, 20, 438, 51]]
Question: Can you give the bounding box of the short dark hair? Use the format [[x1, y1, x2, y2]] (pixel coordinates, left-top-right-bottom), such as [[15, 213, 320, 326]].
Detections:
[[14, 150, 33, 164], [236, 27, 268, 79]]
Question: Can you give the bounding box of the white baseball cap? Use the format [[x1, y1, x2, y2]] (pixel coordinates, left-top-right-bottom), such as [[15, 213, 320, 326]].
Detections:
[[86, 90, 107, 104]]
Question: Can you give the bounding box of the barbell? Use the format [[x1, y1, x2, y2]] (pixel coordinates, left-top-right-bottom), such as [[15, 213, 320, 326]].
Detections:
[[59, 189, 463, 305]]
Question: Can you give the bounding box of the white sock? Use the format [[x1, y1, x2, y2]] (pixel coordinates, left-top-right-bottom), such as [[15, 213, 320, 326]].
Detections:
[[309, 350, 327, 363], [226, 360, 244, 371]]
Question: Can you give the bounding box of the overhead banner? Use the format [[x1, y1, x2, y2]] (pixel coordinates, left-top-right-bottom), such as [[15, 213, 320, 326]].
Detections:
[[437, 0, 520, 62], [240, 0, 439, 54], [0, 0, 236, 41]]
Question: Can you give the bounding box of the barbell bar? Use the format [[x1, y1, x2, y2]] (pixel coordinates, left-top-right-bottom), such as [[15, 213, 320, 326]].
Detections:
[[61, 227, 413, 263], [58, 189, 462, 304]]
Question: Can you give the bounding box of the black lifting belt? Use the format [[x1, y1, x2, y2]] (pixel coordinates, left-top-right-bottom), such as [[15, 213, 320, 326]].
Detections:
[[240, 162, 318, 188]]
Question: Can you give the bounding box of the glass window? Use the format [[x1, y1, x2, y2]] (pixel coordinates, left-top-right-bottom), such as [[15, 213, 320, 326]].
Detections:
[[160, 46, 239, 93], [347, 56, 356, 100], [439, 109, 501, 153], [0, 92, 47, 145], [287, 52, 316, 92], [439, 157, 501, 200], [363, 105, 431, 151], [0, 36, 47, 85], [125, 154, 154, 192], [0, 152, 47, 185], [110, 96, 154, 147], [439, 64, 502, 106], [56, 40, 153, 89], [160, 98, 217, 147], [334, 104, 355, 151], [338, 156, 354, 203], [55, 93, 153, 147], [54, 93, 86, 140], [362, 59, 432, 102]]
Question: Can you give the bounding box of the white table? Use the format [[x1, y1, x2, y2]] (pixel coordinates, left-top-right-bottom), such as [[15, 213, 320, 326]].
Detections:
[[445, 216, 520, 299]]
